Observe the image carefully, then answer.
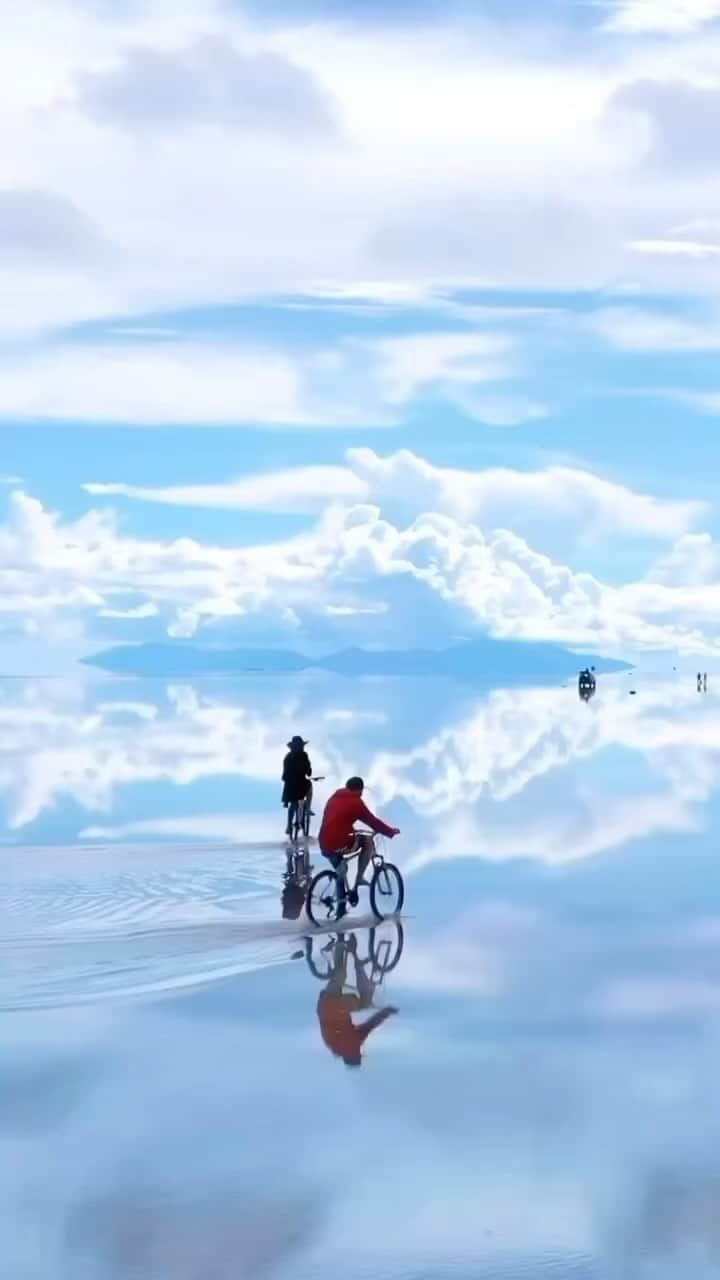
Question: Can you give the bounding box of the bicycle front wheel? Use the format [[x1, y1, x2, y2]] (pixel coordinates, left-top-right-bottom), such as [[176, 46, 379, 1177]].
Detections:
[[369, 862, 404, 920], [369, 921, 404, 975], [306, 870, 345, 926]]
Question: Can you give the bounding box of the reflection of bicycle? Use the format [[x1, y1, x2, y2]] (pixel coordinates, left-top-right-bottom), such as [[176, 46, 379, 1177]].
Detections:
[[282, 848, 312, 921], [286, 776, 325, 842], [311, 930, 400, 1068], [300, 922, 404, 981], [306, 832, 404, 926]]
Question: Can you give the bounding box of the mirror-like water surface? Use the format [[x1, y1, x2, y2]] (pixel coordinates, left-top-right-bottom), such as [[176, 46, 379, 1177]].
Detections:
[[4, 671, 720, 1278]]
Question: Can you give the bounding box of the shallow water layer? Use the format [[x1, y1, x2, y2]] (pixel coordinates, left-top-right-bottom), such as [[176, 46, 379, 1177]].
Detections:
[[3, 670, 720, 1278]]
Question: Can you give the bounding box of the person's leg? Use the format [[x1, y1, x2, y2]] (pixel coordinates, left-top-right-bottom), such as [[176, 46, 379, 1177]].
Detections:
[[328, 853, 349, 916], [353, 951, 376, 1010], [354, 834, 375, 889]]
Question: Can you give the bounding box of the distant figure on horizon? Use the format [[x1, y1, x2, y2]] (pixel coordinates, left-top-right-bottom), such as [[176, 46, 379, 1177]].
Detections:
[[698, 672, 703, 692], [578, 667, 596, 699]]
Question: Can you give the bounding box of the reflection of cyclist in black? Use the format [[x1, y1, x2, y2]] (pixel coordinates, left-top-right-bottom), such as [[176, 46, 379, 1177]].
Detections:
[[281, 847, 310, 920], [305, 932, 399, 1068]]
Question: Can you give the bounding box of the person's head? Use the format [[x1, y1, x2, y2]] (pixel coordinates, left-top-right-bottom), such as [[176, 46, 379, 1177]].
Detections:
[[288, 735, 307, 751], [345, 776, 364, 794]]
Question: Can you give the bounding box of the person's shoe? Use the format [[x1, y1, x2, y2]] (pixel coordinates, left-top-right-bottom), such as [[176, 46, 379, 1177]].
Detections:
[[348, 889, 359, 908]]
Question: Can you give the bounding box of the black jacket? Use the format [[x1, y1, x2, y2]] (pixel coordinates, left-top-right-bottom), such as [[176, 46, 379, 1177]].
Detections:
[[282, 749, 312, 804]]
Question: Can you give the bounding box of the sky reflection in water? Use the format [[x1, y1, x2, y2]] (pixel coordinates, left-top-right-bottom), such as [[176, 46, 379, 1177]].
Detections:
[[3, 670, 720, 1278]]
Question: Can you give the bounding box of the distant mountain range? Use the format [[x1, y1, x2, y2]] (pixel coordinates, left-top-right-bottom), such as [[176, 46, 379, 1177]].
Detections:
[[84, 638, 628, 683]]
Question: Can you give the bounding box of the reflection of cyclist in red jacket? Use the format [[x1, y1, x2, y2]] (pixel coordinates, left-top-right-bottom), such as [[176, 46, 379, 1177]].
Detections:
[[317, 934, 397, 1068], [318, 777, 399, 897]]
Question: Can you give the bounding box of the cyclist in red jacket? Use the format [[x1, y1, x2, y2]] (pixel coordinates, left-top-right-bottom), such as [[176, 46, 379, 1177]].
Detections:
[[318, 777, 399, 905]]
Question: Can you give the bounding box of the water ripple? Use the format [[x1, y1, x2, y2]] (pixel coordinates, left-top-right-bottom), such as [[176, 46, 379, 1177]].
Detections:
[[0, 841, 322, 1010]]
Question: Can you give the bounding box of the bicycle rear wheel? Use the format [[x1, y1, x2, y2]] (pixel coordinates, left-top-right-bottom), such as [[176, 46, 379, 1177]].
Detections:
[[306, 870, 346, 926], [369, 862, 404, 920]]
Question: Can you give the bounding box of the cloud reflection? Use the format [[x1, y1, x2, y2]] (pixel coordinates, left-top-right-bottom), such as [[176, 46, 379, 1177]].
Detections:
[[0, 672, 718, 877]]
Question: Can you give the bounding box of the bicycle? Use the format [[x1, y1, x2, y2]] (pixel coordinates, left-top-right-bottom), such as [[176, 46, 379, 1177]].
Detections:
[[299, 922, 405, 981], [286, 776, 325, 842], [305, 832, 404, 925]]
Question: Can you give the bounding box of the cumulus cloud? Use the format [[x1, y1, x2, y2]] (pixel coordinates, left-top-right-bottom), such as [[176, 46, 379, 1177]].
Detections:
[[0, 480, 718, 656], [71, 34, 338, 136]]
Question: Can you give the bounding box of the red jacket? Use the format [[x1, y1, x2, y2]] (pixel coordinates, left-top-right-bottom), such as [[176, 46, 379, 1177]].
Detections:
[[318, 788, 395, 854]]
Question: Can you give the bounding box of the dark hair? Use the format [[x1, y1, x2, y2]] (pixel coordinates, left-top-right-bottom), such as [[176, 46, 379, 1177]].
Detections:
[[345, 776, 364, 792]]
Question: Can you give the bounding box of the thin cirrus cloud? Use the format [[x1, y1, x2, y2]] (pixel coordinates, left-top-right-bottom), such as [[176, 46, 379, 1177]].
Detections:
[[586, 305, 720, 351], [602, 0, 720, 32], [0, 329, 530, 426], [84, 466, 366, 512], [83, 446, 704, 548]]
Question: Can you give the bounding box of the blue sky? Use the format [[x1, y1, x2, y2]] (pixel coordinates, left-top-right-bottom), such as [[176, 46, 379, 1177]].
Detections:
[[2, 0, 720, 663]]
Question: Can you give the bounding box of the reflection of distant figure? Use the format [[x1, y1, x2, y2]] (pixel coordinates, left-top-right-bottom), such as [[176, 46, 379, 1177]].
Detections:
[[281, 848, 310, 920], [316, 934, 397, 1068], [578, 667, 596, 701]]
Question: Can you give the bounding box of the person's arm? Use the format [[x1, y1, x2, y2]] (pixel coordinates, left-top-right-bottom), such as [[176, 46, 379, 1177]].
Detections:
[[355, 798, 398, 839], [305, 753, 313, 777], [282, 754, 290, 781], [357, 1007, 398, 1046]]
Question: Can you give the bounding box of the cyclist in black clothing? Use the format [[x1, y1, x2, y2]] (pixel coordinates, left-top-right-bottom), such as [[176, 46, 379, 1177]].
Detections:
[[282, 735, 313, 835]]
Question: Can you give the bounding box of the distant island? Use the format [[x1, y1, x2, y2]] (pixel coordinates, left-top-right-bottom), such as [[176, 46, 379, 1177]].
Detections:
[[84, 638, 628, 684]]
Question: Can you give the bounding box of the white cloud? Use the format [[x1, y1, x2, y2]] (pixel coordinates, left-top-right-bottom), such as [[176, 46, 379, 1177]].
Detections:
[[603, 0, 720, 32], [70, 33, 338, 136], [1, 673, 719, 886], [0, 188, 104, 264], [0, 479, 717, 656], [0, 341, 350, 426], [587, 305, 720, 350], [630, 238, 720, 257], [0, 0, 705, 342], [367, 331, 514, 403], [0, 328, 530, 426], [82, 447, 703, 554], [84, 466, 365, 511]]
